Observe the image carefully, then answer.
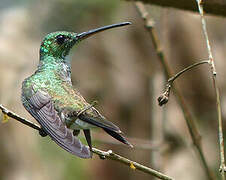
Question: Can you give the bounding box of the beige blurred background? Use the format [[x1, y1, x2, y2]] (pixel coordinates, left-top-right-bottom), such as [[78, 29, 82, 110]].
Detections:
[[0, 0, 226, 179]]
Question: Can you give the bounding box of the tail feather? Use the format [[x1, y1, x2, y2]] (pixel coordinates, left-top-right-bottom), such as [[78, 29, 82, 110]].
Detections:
[[79, 114, 120, 132], [103, 128, 133, 148], [79, 114, 133, 147]]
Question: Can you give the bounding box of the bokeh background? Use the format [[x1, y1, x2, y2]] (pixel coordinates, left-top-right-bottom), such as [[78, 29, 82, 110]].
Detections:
[[0, 0, 226, 179]]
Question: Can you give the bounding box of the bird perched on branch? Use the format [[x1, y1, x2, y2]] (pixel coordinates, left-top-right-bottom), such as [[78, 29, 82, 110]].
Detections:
[[21, 22, 133, 158]]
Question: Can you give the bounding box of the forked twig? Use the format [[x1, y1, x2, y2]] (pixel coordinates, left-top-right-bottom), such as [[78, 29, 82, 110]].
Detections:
[[158, 60, 209, 106], [195, 0, 226, 179], [0, 104, 173, 180], [167, 60, 209, 85], [134, 2, 214, 180]]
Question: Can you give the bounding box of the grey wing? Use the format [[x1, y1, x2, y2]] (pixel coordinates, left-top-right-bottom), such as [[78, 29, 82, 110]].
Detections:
[[22, 89, 91, 158]]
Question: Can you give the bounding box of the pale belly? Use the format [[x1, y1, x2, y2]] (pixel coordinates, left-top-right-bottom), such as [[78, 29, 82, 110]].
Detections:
[[70, 119, 96, 130]]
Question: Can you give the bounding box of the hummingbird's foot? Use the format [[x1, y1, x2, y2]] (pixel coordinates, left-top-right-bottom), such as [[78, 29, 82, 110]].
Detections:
[[73, 129, 80, 136], [39, 128, 48, 137]]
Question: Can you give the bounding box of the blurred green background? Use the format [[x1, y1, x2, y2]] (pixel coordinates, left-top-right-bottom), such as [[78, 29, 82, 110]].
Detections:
[[0, 0, 226, 179]]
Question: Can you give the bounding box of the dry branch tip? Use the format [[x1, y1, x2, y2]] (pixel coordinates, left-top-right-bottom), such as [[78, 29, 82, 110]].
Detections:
[[0, 104, 173, 180], [158, 87, 170, 106]]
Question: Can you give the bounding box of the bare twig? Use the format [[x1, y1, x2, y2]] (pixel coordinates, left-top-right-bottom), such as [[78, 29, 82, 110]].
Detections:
[[0, 104, 42, 132], [126, 0, 226, 17], [0, 104, 173, 180], [195, 0, 226, 179], [150, 74, 166, 170], [158, 60, 209, 106], [92, 148, 172, 180], [167, 60, 209, 85], [134, 2, 214, 180]]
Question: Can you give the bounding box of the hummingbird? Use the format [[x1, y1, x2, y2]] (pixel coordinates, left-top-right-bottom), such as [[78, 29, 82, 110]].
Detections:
[[21, 22, 133, 158]]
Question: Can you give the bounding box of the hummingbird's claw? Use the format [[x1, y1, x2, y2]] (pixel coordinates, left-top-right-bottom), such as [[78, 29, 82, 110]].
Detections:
[[73, 129, 80, 136], [39, 128, 48, 137]]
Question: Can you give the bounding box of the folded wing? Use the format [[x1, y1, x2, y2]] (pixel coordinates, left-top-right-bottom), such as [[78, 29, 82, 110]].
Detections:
[[22, 89, 91, 158]]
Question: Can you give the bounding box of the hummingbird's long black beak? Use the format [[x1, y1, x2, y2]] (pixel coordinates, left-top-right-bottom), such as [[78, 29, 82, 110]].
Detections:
[[77, 22, 131, 40]]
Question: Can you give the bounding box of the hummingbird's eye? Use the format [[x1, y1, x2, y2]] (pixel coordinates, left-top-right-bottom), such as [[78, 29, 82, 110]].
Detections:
[[56, 35, 66, 45]]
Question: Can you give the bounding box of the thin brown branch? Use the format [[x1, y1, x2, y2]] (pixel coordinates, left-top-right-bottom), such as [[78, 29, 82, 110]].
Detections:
[[167, 60, 209, 85], [0, 104, 42, 132], [134, 2, 214, 180], [158, 60, 209, 106], [92, 148, 172, 180], [0, 104, 173, 180], [126, 0, 226, 17], [195, 0, 226, 179]]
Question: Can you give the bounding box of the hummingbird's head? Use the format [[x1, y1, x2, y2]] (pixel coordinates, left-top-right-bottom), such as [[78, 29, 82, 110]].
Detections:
[[39, 22, 131, 60], [40, 31, 78, 59]]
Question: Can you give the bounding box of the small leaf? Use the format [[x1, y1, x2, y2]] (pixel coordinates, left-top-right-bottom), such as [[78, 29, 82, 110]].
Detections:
[[2, 113, 10, 123], [130, 162, 136, 170]]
